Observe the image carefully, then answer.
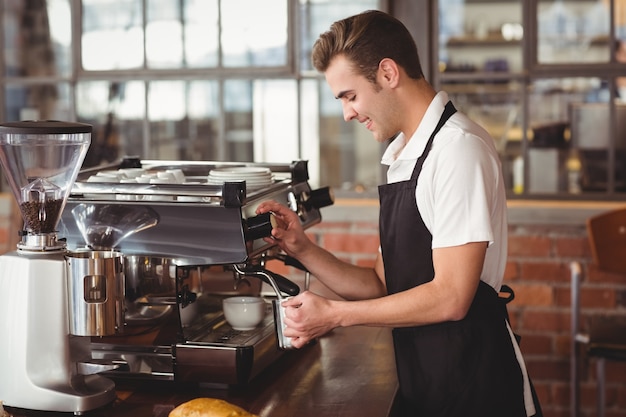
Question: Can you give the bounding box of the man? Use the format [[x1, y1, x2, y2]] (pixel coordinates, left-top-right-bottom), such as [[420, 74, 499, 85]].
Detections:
[[256, 10, 541, 417]]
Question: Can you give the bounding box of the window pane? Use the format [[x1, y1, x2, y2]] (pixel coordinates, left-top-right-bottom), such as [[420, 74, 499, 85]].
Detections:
[[184, 0, 219, 68], [2, 0, 20, 76], [3, 0, 72, 78], [298, 0, 383, 192], [253, 80, 299, 163], [618, 38, 626, 98], [300, 79, 321, 188], [4, 83, 71, 122], [538, 0, 610, 64], [224, 80, 253, 160], [221, 0, 287, 67], [617, 0, 626, 38], [148, 81, 187, 159], [525, 77, 626, 195], [82, 0, 143, 70], [569, 100, 626, 194], [443, 80, 523, 194], [146, 0, 183, 68], [615, 1, 626, 100], [299, 0, 380, 72], [313, 79, 382, 192], [187, 81, 220, 160], [76, 81, 146, 166], [439, 1, 523, 74]]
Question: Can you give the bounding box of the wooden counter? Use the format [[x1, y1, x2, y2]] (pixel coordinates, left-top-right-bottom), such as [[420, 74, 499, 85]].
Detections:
[[5, 326, 399, 417]]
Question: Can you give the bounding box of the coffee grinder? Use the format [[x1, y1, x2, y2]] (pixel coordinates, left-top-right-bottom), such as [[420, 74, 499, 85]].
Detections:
[[0, 121, 122, 413]]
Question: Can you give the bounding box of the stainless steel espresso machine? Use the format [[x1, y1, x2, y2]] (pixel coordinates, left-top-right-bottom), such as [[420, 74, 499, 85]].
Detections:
[[0, 121, 123, 413], [0, 120, 332, 413], [57, 157, 333, 386]]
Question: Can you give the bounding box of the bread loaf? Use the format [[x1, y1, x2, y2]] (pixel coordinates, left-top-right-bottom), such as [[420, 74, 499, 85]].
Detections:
[[169, 398, 258, 417]]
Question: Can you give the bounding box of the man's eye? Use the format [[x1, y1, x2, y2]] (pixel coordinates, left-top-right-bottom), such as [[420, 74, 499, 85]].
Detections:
[[348, 95, 356, 102]]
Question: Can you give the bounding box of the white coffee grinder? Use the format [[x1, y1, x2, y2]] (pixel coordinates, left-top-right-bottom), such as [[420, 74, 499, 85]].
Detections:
[[0, 121, 123, 413]]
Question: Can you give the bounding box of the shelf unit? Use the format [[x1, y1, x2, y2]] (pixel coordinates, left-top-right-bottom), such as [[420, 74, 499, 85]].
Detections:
[[434, 0, 626, 199]]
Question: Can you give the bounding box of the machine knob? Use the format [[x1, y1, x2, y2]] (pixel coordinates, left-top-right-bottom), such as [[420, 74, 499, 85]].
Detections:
[[244, 212, 277, 241], [303, 186, 334, 210]]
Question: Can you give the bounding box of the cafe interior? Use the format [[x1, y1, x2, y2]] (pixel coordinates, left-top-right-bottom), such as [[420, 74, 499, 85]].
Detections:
[[0, 1, 625, 416]]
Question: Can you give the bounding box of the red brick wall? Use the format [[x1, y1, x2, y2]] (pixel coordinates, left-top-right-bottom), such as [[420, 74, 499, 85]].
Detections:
[[0, 194, 18, 254], [269, 217, 626, 417], [506, 224, 626, 417]]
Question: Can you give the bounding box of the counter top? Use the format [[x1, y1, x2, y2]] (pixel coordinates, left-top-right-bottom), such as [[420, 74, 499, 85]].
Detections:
[[5, 326, 399, 417], [322, 197, 626, 226]]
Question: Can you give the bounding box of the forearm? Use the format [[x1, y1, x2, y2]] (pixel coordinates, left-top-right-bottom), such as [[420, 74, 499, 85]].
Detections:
[[333, 280, 465, 328], [282, 245, 485, 348], [296, 242, 386, 301], [332, 244, 485, 328]]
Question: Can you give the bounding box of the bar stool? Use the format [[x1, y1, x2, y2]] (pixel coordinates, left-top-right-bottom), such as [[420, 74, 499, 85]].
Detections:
[[570, 208, 626, 417]]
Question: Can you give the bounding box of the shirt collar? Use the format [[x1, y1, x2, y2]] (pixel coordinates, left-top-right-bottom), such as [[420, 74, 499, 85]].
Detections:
[[381, 91, 450, 166]]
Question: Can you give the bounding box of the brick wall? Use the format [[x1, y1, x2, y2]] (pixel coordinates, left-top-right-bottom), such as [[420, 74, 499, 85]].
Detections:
[[0, 194, 18, 254], [269, 203, 626, 417], [506, 223, 626, 417]]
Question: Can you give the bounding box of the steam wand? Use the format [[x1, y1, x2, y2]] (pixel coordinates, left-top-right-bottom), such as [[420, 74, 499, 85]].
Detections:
[[260, 251, 311, 291], [232, 263, 296, 350], [232, 264, 287, 300]]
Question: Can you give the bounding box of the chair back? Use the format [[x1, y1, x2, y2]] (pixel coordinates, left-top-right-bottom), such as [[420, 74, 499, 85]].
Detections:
[[587, 207, 626, 275]]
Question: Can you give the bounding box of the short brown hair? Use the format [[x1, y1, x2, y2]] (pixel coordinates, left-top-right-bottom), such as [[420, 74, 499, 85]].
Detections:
[[311, 10, 424, 85]]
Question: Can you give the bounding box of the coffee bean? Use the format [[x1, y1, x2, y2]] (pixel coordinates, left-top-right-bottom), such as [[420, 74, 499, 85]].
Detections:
[[20, 199, 63, 233]]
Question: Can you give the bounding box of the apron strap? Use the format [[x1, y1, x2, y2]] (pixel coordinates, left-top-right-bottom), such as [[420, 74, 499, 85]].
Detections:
[[410, 101, 457, 181]]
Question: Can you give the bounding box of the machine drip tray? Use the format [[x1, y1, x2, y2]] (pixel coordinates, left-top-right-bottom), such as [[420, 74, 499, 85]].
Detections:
[[91, 301, 281, 385], [192, 304, 275, 345]]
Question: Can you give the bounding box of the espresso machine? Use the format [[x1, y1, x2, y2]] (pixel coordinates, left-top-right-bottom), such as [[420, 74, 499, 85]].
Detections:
[[58, 157, 333, 386], [0, 121, 124, 413]]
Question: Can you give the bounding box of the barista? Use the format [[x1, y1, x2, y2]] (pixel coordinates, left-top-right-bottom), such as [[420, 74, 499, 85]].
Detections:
[[257, 10, 542, 417]]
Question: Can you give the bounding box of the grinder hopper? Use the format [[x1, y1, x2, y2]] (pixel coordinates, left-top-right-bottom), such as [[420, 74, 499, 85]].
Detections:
[[0, 120, 91, 250]]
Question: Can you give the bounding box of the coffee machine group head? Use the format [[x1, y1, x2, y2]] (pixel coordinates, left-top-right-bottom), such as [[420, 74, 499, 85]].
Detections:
[[0, 121, 122, 413]]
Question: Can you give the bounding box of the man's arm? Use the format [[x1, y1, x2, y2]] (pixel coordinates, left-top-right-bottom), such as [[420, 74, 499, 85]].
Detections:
[[282, 241, 487, 348], [256, 200, 387, 300]]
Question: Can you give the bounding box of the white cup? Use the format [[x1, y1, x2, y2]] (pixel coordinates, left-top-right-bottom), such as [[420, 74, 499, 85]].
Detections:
[[166, 169, 185, 183], [222, 296, 266, 331], [136, 174, 156, 183], [156, 171, 177, 183], [118, 168, 145, 179]]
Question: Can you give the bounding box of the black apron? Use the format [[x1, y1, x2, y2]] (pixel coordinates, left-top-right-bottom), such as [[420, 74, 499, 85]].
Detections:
[[378, 102, 532, 417]]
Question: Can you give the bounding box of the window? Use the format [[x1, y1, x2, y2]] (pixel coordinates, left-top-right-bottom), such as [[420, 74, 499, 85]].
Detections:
[[436, 0, 626, 198], [1, 0, 382, 192]]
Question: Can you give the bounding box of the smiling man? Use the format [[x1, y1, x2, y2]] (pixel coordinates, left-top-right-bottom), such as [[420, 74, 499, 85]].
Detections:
[[256, 10, 542, 417]]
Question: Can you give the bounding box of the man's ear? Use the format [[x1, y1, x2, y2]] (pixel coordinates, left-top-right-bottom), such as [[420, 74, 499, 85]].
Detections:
[[378, 58, 400, 88]]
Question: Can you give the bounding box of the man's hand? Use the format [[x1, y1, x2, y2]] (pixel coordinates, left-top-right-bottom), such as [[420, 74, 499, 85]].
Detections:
[[281, 291, 340, 348], [256, 200, 312, 258]]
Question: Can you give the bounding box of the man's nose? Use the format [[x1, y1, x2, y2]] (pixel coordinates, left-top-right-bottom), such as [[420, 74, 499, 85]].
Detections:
[[342, 104, 357, 122]]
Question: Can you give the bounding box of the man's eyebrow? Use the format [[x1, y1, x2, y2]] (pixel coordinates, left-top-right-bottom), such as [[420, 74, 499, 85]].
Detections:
[[336, 90, 351, 100]]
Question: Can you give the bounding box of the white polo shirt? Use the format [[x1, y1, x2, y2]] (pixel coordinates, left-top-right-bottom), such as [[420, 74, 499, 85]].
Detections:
[[381, 91, 508, 291]]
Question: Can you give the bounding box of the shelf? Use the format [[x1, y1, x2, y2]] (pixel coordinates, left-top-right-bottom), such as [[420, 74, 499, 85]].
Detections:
[[442, 82, 519, 94], [439, 71, 526, 83], [446, 35, 522, 47]]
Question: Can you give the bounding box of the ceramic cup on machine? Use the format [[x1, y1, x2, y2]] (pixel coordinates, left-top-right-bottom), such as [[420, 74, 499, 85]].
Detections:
[[222, 296, 266, 331], [66, 250, 125, 336]]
